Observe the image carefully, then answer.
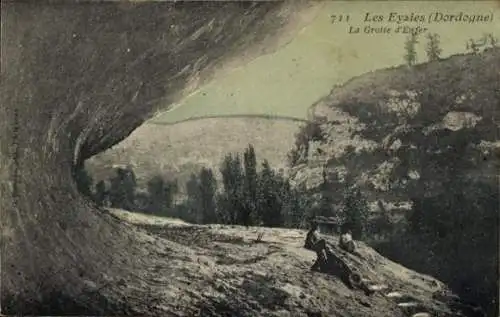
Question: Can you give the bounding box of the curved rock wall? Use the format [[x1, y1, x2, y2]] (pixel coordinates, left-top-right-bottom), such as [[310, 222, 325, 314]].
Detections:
[[0, 2, 311, 314]]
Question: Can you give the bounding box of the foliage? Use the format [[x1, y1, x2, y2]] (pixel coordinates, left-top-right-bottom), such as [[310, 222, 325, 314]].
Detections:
[[425, 33, 442, 62], [487, 33, 498, 47], [185, 173, 204, 223], [404, 33, 419, 66], [108, 167, 137, 210], [168, 144, 305, 228], [197, 168, 218, 224], [69, 142, 327, 230], [367, 201, 394, 238], [340, 183, 369, 240], [242, 144, 259, 226], [378, 87, 499, 313], [467, 33, 498, 54], [73, 165, 94, 198], [146, 175, 178, 215], [466, 39, 480, 54], [316, 195, 335, 219], [218, 153, 245, 225], [94, 180, 107, 207], [401, 125, 498, 311], [280, 183, 306, 229], [256, 160, 284, 227]]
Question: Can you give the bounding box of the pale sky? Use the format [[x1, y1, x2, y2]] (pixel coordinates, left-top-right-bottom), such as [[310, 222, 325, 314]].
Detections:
[[154, 1, 500, 123]]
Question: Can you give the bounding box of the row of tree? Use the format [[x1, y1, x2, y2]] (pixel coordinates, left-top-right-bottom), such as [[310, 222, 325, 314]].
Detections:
[[178, 144, 371, 239], [180, 145, 304, 228], [404, 32, 441, 66], [74, 164, 178, 215], [403, 32, 498, 66], [75, 144, 371, 238]]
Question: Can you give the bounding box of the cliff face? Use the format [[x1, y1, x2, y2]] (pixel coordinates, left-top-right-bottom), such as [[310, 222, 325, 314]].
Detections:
[[291, 49, 499, 200], [288, 49, 500, 315], [2, 2, 305, 164], [0, 2, 310, 314]]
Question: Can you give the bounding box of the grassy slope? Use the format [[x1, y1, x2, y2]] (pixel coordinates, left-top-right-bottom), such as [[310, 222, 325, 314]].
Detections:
[[85, 116, 302, 195], [325, 49, 499, 125]]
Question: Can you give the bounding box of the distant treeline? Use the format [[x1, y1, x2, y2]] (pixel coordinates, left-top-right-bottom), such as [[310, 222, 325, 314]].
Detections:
[[75, 144, 372, 238]]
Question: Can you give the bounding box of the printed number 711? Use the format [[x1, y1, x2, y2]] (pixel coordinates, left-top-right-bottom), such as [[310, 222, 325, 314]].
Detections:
[[330, 14, 350, 23]]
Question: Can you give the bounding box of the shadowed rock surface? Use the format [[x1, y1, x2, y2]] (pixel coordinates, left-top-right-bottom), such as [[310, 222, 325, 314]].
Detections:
[[0, 1, 311, 314]]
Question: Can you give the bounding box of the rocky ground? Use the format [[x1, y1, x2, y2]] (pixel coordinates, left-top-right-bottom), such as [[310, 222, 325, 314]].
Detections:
[[105, 209, 469, 317]]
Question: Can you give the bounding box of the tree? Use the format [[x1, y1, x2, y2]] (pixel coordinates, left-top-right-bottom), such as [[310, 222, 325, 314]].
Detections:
[[242, 144, 258, 226], [315, 166, 337, 219], [466, 39, 480, 54], [215, 146, 303, 228], [184, 170, 218, 224], [290, 183, 317, 229], [257, 160, 283, 227], [109, 167, 137, 211], [94, 180, 108, 207], [146, 175, 177, 216], [486, 33, 498, 48], [425, 33, 442, 62], [215, 192, 232, 225], [404, 32, 419, 66], [73, 165, 93, 198], [147, 175, 166, 214], [185, 173, 201, 223], [219, 153, 245, 225], [198, 167, 217, 224], [368, 200, 393, 238], [340, 183, 369, 240], [276, 177, 304, 229]]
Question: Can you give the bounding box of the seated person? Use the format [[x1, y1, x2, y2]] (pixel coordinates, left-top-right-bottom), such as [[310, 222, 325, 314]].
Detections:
[[339, 228, 356, 253], [304, 221, 320, 250], [304, 222, 329, 271], [304, 223, 373, 295]]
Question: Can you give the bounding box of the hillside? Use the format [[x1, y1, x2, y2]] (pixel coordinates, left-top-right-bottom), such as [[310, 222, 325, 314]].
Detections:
[[98, 208, 470, 317], [291, 48, 499, 198], [288, 48, 500, 315], [85, 116, 303, 196]]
